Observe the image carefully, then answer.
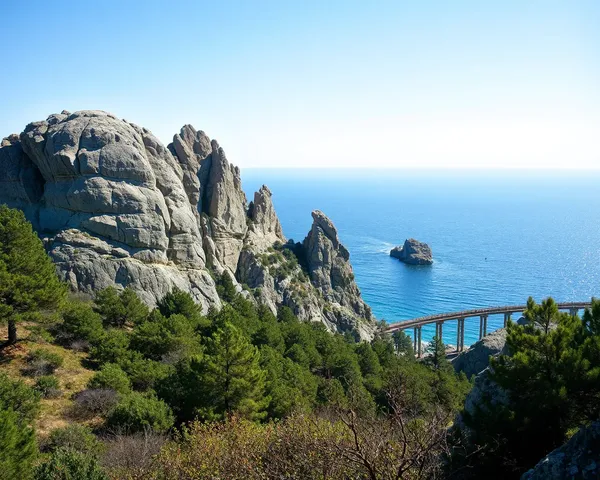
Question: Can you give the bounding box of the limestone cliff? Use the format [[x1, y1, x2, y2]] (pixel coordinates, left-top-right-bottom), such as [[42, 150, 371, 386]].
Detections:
[[0, 110, 375, 339], [237, 209, 374, 339]]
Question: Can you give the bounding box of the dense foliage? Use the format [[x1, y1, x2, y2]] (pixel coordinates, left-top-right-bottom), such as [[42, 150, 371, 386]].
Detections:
[[0, 409, 37, 479], [450, 297, 600, 478], [8, 205, 598, 478], [34, 448, 108, 480]]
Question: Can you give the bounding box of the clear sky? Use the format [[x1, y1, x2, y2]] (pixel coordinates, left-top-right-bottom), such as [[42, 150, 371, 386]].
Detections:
[[1, 1, 598, 168]]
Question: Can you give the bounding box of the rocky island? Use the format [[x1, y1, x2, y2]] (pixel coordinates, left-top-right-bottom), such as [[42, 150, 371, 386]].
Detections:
[[0, 110, 375, 340], [390, 238, 433, 265]]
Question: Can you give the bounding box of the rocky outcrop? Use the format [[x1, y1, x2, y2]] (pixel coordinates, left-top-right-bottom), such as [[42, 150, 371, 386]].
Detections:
[[236, 210, 375, 339], [246, 185, 285, 250], [390, 238, 433, 265], [303, 211, 371, 320], [453, 328, 508, 378], [0, 110, 376, 338], [454, 367, 509, 432], [2, 110, 218, 310], [522, 421, 600, 480]]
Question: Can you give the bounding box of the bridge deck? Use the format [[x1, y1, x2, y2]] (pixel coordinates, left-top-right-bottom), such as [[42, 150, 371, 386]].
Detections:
[[386, 302, 590, 332]]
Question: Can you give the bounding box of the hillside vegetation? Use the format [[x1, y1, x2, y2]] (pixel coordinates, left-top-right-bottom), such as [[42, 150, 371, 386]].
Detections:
[[1, 205, 599, 479]]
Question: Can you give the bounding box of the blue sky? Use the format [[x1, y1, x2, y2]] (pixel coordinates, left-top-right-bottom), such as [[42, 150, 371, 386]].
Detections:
[[1, 1, 598, 168]]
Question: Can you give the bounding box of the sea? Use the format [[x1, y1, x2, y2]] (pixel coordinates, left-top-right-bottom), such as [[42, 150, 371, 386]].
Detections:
[[242, 169, 600, 347]]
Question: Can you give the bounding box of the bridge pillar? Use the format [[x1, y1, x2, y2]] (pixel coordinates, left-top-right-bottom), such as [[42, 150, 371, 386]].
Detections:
[[569, 308, 578, 317], [504, 312, 511, 328], [413, 327, 418, 355], [436, 321, 443, 340], [456, 318, 463, 352], [417, 326, 422, 358], [479, 315, 488, 340], [461, 318, 466, 351]]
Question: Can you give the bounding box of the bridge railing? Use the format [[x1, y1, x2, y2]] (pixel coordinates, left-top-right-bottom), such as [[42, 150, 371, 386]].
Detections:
[[386, 301, 591, 332]]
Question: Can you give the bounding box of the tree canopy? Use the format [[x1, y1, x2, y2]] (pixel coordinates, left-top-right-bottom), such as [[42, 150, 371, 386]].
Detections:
[[0, 205, 66, 344]]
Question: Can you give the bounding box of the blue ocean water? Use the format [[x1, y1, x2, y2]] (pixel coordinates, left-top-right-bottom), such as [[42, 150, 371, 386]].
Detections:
[[242, 169, 600, 347]]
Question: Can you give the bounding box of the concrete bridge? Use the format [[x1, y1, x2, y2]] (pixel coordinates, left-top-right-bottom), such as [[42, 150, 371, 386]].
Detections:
[[386, 302, 591, 357]]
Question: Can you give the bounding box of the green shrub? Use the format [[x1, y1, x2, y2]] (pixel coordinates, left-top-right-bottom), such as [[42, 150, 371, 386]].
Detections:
[[106, 392, 174, 434], [88, 330, 132, 366], [0, 409, 37, 479], [87, 364, 131, 394], [60, 302, 104, 345], [95, 287, 149, 328], [34, 376, 61, 399], [27, 324, 55, 343], [156, 288, 207, 328], [45, 424, 102, 456], [120, 358, 173, 392], [216, 272, 237, 303], [34, 448, 108, 480], [130, 314, 202, 362], [25, 348, 64, 376], [0, 373, 40, 423]]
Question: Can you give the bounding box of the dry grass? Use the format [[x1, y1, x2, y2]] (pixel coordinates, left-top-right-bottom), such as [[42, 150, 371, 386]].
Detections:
[[0, 322, 96, 437]]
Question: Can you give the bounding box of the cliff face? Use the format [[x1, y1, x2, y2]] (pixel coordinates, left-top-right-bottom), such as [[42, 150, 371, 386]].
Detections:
[[0, 110, 375, 338]]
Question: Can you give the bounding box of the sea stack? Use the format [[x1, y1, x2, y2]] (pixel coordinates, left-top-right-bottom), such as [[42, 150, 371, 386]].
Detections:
[[390, 238, 433, 265]]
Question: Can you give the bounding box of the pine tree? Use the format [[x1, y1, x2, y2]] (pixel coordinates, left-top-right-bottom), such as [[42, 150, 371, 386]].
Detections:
[[157, 287, 207, 329], [424, 335, 451, 372], [202, 321, 267, 420], [453, 297, 600, 477], [0, 206, 66, 344], [0, 409, 37, 479], [95, 287, 149, 328], [216, 272, 237, 303], [392, 330, 414, 356]]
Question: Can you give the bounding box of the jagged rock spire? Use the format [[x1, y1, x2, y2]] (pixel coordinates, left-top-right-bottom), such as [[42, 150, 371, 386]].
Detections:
[[303, 210, 372, 323]]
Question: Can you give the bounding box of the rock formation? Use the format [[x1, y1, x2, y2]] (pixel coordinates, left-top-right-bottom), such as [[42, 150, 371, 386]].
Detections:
[[237, 209, 374, 339], [521, 421, 600, 480], [0, 110, 375, 338], [390, 238, 433, 265], [304, 211, 372, 319], [454, 367, 509, 432], [452, 328, 508, 378]]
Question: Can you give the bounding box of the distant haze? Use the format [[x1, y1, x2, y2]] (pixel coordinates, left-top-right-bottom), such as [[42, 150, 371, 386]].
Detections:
[[1, 1, 598, 168]]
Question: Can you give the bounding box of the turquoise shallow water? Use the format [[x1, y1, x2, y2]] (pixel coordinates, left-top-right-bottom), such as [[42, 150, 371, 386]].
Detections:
[[242, 169, 600, 347]]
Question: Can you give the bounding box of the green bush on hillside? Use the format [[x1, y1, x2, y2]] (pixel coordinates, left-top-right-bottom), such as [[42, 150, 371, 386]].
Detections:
[[0, 409, 37, 480], [45, 424, 102, 456], [95, 287, 149, 328], [0, 373, 40, 423], [34, 376, 61, 399], [34, 448, 108, 480], [87, 364, 131, 394], [106, 392, 174, 434], [25, 348, 64, 376], [59, 301, 104, 346]]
